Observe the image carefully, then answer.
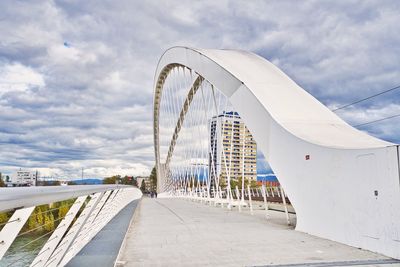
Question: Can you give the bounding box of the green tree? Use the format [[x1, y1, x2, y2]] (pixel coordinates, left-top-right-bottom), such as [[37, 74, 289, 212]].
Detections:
[[103, 175, 121, 184], [0, 177, 5, 187], [140, 179, 146, 193], [44, 212, 54, 231], [219, 177, 226, 188], [36, 207, 44, 229], [0, 212, 10, 230], [27, 211, 38, 230], [230, 179, 238, 189], [149, 167, 157, 191], [250, 180, 259, 189], [58, 203, 69, 219]]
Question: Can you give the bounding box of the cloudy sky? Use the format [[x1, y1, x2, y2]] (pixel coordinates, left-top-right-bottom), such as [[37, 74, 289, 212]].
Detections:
[[0, 0, 399, 179]]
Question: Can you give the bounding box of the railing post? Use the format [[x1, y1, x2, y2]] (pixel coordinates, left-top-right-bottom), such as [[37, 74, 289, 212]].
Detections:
[[280, 186, 291, 226], [261, 183, 269, 218], [247, 185, 253, 215], [235, 186, 241, 212], [30, 195, 87, 267], [0, 206, 35, 260], [58, 191, 112, 266], [45, 192, 104, 267], [63, 190, 117, 262], [227, 187, 232, 210]]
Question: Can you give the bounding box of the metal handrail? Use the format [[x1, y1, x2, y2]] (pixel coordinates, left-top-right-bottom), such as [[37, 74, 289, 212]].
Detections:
[[0, 185, 128, 212], [0, 186, 142, 266]]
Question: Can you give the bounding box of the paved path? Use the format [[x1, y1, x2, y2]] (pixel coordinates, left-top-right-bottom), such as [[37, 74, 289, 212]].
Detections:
[[66, 199, 139, 267], [116, 198, 399, 267]]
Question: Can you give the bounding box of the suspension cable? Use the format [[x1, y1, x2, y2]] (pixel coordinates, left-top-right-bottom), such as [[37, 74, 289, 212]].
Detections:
[[0, 201, 75, 229], [5, 229, 56, 267], [332, 84, 400, 112], [0, 218, 20, 228], [352, 113, 400, 128], [17, 215, 69, 238]]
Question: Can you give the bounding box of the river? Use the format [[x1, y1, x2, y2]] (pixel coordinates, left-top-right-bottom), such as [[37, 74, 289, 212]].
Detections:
[[0, 234, 47, 267]]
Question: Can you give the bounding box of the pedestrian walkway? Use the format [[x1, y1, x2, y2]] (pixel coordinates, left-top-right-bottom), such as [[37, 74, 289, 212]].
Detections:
[[66, 199, 140, 267], [116, 198, 399, 267]]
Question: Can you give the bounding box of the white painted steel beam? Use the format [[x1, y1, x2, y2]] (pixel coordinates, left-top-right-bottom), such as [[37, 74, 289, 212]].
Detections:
[[62, 190, 116, 261], [45, 192, 104, 267], [59, 188, 142, 266], [58, 191, 111, 266], [0, 206, 35, 260], [30, 195, 87, 267]]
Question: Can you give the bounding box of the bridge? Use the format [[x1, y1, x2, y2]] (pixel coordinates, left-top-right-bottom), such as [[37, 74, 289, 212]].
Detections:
[[153, 47, 400, 259], [0, 47, 399, 266]]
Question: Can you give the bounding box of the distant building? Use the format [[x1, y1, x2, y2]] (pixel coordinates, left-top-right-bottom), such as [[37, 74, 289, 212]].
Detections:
[[10, 169, 38, 186], [209, 111, 257, 189]]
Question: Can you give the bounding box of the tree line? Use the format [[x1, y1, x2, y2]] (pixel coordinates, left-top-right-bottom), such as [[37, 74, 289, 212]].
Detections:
[[0, 199, 76, 234], [103, 167, 157, 194], [102, 175, 138, 186]]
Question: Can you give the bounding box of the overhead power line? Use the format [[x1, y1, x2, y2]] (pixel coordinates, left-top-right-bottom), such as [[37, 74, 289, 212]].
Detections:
[[332, 84, 400, 112], [352, 113, 400, 128]]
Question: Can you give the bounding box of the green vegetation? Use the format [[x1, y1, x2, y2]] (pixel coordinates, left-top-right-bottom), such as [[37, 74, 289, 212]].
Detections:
[[149, 167, 157, 191], [250, 180, 258, 189], [103, 175, 137, 186], [0, 199, 76, 233], [103, 175, 119, 184], [140, 179, 146, 192], [138, 167, 157, 193], [230, 177, 249, 189], [219, 178, 226, 188], [0, 211, 11, 229], [36, 180, 61, 186], [0, 172, 4, 187], [217, 176, 259, 190]]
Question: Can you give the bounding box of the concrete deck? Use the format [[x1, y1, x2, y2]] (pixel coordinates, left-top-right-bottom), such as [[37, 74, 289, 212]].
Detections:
[[116, 198, 399, 267]]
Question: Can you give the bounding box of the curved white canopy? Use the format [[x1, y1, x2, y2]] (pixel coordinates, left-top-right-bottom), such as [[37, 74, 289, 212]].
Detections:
[[155, 46, 393, 149]]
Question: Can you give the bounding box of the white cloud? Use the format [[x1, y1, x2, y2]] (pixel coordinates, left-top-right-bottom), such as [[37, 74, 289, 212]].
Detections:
[[0, 0, 399, 178], [0, 63, 45, 95]]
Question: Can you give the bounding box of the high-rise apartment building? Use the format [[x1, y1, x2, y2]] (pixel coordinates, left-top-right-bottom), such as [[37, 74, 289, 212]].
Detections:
[[209, 111, 257, 190]]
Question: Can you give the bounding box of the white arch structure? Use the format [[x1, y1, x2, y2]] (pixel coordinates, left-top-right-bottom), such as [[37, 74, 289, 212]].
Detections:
[[153, 47, 400, 259]]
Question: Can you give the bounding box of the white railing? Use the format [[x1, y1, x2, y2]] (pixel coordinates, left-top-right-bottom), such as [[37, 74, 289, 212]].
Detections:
[[160, 185, 294, 225], [0, 185, 142, 267]]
